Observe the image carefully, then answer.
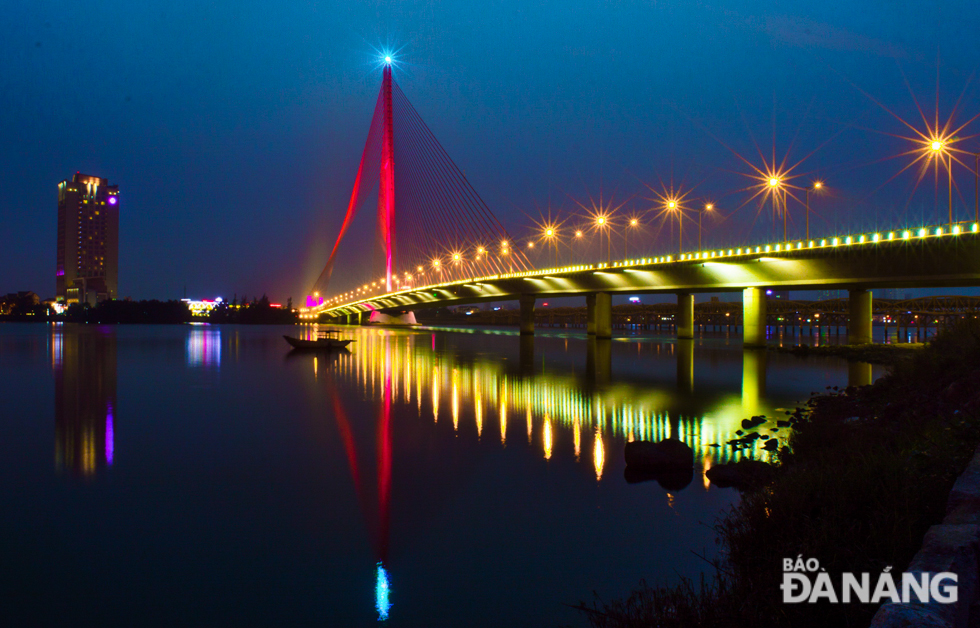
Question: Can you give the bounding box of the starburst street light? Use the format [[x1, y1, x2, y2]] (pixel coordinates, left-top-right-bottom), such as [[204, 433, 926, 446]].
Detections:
[[858, 79, 980, 229], [805, 182, 825, 240], [537, 223, 560, 267], [697, 203, 714, 250], [624, 215, 641, 258], [645, 183, 694, 255]]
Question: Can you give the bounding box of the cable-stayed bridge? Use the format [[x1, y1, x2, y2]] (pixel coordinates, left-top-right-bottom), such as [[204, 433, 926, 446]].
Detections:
[[307, 63, 980, 345]]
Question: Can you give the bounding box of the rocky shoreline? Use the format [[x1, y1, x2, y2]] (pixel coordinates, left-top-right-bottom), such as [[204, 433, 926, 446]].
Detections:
[[576, 320, 980, 628]]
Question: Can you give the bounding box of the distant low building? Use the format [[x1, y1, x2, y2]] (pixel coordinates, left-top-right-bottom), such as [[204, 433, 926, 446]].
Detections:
[[57, 173, 119, 305], [0, 291, 40, 315]]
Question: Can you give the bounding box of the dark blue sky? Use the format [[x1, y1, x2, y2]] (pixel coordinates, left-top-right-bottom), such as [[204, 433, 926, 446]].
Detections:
[[3, 1, 979, 301]]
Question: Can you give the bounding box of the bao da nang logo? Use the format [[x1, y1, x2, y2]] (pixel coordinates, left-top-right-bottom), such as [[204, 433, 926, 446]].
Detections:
[[781, 556, 958, 604]]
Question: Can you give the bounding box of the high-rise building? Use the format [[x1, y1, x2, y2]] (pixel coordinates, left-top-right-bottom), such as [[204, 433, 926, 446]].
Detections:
[[56, 173, 119, 304]]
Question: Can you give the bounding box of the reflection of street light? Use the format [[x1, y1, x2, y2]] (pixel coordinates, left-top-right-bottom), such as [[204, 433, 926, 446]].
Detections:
[[805, 182, 824, 240]]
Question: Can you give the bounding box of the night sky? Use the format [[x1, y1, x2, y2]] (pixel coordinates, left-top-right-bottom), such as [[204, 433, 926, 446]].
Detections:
[[3, 1, 979, 302]]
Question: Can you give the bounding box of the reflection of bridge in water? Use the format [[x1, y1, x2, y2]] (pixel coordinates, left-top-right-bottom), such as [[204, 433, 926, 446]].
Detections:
[[468, 296, 980, 340], [310, 325, 859, 474]]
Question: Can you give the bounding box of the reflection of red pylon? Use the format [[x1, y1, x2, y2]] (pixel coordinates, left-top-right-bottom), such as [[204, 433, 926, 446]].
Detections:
[[328, 355, 392, 564], [377, 364, 392, 562]]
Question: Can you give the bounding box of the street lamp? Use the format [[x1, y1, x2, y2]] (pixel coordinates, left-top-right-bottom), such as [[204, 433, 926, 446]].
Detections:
[[594, 215, 612, 263], [624, 217, 639, 258], [767, 177, 789, 240], [975, 153, 979, 223], [665, 199, 682, 255], [698, 204, 713, 250], [805, 182, 823, 241], [930, 139, 953, 228], [542, 226, 559, 267]]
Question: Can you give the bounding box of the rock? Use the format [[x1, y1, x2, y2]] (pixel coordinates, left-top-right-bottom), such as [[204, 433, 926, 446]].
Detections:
[[762, 438, 779, 451], [705, 459, 776, 489], [777, 420, 791, 427], [741, 416, 767, 429], [735, 429, 744, 435], [624, 439, 694, 471], [870, 524, 980, 628]]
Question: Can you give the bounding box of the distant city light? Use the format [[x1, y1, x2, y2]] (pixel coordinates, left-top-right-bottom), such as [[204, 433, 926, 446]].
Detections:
[[108, 197, 117, 205], [629, 296, 641, 303]]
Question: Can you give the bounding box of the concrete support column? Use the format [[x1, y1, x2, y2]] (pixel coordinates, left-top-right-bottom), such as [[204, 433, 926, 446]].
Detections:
[[519, 294, 536, 336], [743, 287, 768, 348], [357, 311, 363, 326], [677, 293, 694, 339], [593, 292, 612, 339], [848, 288, 872, 345], [586, 293, 597, 335]]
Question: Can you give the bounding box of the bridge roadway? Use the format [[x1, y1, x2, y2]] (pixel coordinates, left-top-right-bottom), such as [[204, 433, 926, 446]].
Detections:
[[315, 221, 980, 346]]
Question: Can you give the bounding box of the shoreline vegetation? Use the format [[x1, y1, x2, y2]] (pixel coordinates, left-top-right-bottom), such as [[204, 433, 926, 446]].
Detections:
[[574, 319, 980, 627], [0, 297, 298, 325], [770, 342, 926, 365]]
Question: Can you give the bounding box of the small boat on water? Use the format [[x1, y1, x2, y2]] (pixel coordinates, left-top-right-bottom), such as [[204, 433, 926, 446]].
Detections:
[[283, 330, 354, 350]]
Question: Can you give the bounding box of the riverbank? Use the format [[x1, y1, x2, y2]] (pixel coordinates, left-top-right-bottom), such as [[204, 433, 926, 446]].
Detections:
[[771, 341, 926, 365], [577, 319, 980, 628]]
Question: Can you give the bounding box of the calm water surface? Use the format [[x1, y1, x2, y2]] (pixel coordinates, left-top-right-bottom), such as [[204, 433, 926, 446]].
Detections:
[[0, 323, 883, 626]]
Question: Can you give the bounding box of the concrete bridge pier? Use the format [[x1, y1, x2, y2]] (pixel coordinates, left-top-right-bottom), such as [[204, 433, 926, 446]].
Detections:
[[519, 294, 536, 335], [586, 292, 612, 339], [677, 293, 694, 339], [849, 288, 872, 344], [743, 287, 768, 348]]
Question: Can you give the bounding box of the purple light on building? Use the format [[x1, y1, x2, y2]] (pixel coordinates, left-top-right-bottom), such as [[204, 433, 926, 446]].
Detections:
[[306, 295, 315, 308], [108, 196, 117, 205]]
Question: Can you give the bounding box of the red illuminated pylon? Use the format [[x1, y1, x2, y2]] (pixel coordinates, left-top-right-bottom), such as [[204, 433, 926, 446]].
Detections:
[[379, 64, 395, 292]]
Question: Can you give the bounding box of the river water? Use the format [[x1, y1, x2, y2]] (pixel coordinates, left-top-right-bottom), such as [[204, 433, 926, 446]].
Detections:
[[0, 323, 884, 626]]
